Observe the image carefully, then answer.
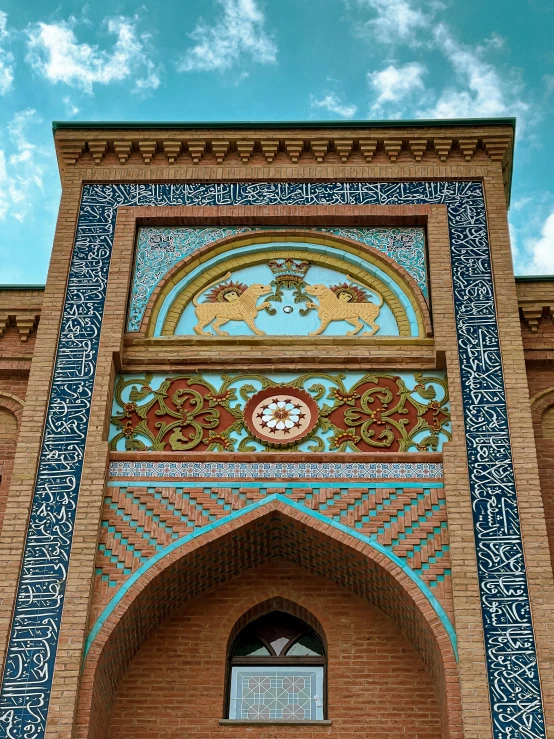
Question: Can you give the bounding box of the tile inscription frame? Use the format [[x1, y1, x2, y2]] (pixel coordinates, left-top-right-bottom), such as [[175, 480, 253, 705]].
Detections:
[[0, 181, 545, 739]]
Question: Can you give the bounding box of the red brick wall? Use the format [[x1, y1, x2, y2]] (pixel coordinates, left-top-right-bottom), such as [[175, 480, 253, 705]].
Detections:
[[0, 331, 28, 530], [525, 363, 554, 569], [108, 561, 442, 739], [0, 408, 18, 511], [0, 316, 36, 531]]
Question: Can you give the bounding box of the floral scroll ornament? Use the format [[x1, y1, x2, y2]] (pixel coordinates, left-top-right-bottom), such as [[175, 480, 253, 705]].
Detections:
[[110, 373, 245, 452], [263, 258, 313, 316], [110, 372, 450, 454]]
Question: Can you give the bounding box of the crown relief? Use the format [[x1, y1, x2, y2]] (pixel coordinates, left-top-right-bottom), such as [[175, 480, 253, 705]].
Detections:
[[56, 134, 512, 168]]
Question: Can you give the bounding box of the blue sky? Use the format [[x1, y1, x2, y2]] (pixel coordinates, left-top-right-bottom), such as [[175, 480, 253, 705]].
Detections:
[[0, 0, 553, 284]]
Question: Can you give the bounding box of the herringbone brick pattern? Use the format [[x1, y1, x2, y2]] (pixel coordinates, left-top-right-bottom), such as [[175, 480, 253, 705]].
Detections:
[[91, 481, 451, 627]]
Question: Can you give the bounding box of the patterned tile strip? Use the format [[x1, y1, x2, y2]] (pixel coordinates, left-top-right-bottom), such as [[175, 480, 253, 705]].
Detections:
[[108, 461, 445, 479], [0, 181, 544, 739]]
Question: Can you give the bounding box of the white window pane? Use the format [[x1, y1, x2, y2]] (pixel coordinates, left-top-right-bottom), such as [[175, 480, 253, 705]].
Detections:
[[229, 666, 324, 721]]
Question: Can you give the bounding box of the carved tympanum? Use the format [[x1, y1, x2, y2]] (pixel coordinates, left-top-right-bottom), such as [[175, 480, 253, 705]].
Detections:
[[188, 261, 385, 337]]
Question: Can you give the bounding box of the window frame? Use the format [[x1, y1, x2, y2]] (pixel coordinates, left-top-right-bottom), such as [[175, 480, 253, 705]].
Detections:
[[225, 611, 328, 721]]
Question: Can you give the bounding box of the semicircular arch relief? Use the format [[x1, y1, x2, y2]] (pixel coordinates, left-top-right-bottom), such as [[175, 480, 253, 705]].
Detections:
[[0, 392, 24, 425], [144, 232, 431, 339]]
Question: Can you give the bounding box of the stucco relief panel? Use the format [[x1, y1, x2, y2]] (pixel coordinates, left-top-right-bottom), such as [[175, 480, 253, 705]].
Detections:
[[129, 226, 427, 333], [109, 371, 450, 454]]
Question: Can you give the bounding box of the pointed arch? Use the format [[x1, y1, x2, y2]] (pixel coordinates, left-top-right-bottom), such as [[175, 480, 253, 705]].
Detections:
[[77, 496, 461, 739]]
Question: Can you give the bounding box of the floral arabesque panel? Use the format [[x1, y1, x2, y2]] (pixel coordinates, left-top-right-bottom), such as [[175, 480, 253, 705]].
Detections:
[[109, 371, 450, 453], [129, 226, 427, 332]]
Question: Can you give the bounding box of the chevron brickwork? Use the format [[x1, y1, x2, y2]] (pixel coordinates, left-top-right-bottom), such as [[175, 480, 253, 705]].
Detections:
[[90, 481, 452, 628]]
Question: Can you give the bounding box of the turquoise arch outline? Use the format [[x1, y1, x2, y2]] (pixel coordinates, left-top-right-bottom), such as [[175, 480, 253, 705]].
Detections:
[[84, 494, 457, 661], [153, 240, 420, 336]]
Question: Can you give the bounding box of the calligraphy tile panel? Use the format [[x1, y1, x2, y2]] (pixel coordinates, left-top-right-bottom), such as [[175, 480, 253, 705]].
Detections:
[[0, 181, 544, 739]]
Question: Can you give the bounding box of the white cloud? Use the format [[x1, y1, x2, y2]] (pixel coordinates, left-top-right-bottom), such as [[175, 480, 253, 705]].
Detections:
[[543, 74, 554, 96], [63, 96, 80, 117], [524, 209, 554, 274], [25, 16, 160, 93], [0, 11, 15, 94], [368, 62, 426, 114], [420, 25, 529, 121], [311, 93, 358, 119], [352, 0, 530, 127], [354, 0, 435, 45], [178, 0, 277, 72], [0, 110, 50, 222], [512, 196, 532, 212]]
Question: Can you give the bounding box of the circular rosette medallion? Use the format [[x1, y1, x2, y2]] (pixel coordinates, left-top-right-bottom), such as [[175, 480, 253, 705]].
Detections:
[[243, 386, 319, 447]]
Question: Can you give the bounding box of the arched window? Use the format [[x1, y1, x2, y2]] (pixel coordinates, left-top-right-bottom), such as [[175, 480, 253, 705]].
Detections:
[[227, 610, 326, 721]]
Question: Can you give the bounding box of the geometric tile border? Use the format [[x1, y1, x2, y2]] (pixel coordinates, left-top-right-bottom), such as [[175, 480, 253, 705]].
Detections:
[[108, 460, 445, 480], [0, 181, 544, 739]]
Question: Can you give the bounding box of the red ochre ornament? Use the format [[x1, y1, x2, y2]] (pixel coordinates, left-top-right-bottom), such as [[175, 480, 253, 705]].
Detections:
[[243, 386, 319, 447]]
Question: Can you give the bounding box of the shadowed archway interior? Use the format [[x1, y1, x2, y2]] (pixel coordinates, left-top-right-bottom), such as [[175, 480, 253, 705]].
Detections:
[[79, 510, 461, 739]]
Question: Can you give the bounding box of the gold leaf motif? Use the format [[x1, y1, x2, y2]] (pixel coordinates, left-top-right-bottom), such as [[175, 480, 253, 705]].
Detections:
[[192, 277, 272, 336]]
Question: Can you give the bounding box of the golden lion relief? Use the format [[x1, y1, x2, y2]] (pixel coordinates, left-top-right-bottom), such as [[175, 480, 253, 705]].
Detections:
[[193, 272, 272, 336], [305, 280, 383, 336], [191, 270, 384, 337]]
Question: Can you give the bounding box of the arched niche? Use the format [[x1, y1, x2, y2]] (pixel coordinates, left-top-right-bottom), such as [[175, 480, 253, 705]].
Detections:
[[0, 407, 18, 444], [542, 406, 554, 439], [0, 392, 24, 434], [141, 231, 432, 339], [77, 501, 461, 739], [529, 387, 554, 570]]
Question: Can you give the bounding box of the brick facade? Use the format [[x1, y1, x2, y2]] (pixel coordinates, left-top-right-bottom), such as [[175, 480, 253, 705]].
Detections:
[[108, 562, 443, 739], [0, 121, 553, 739], [0, 286, 41, 527]]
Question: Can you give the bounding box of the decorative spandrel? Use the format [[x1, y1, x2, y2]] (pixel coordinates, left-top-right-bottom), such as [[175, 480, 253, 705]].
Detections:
[[128, 226, 427, 332], [152, 242, 426, 338], [109, 371, 451, 453]]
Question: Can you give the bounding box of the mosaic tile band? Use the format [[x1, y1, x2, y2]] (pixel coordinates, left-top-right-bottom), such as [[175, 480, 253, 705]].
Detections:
[[108, 461, 444, 479], [0, 181, 544, 739]]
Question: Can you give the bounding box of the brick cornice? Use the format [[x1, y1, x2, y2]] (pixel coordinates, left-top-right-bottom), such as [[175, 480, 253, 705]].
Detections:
[[53, 124, 514, 202], [519, 302, 554, 332], [517, 280, 554, 332]]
